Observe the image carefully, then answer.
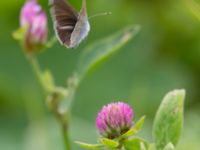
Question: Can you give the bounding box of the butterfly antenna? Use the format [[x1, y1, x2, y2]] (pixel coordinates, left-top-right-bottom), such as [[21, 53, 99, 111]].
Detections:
[[89, 12, 112, 19]]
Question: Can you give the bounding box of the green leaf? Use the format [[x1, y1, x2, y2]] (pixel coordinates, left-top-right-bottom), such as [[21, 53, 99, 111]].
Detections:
[[134, 116, 146, 131], [12, 26, 26, 41], [124, 138, 149, 150], [121, 116, 145, 138], [153, 89, 185, 150], [186, 0, 200, 22], [76, 25, 140, 81], [121, 127, 137, 139], [41, 70, 55, 92], [100, 138, 119, 148], [75, 141, 104, 149], [163, 143, 175, 150]]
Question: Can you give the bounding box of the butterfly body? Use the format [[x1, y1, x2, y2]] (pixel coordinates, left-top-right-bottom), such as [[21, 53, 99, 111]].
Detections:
[[50, 0, 90, 48]]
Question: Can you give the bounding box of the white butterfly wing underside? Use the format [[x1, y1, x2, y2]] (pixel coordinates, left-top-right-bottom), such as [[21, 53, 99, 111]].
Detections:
[[70, 0, 90, 48]]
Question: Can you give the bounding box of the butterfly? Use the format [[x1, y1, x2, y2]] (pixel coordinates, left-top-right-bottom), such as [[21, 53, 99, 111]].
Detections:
[[49, 0, 90, 48]]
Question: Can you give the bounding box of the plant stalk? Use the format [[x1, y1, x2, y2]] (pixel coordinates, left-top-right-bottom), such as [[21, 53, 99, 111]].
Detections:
[[27, 54, 72, 150], [62, 124, 71, 150]]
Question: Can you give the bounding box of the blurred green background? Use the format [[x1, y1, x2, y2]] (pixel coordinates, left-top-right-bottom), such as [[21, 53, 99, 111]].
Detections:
[[0, 0, 200, 150]]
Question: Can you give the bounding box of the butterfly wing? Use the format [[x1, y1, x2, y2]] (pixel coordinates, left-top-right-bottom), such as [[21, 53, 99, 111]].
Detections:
[[70, 0, 90, 48], [50, 0, 78, 47]]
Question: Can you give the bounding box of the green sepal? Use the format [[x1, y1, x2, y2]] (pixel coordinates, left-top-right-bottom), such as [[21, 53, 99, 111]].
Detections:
[[12, 26, 26, 41], [121, 116, 146, 138], [75, 141, 104, 149], [134, 116, 146, 130], [100, 138, 119, 148]]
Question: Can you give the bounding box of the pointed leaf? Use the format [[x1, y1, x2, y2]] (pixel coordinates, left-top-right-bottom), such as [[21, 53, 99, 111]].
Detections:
[[100, 138, 119, 148], [76, 25, 140, 81], [134, 116, 146, 131], [121, 116, 145, 138], [121, 128, 137, 139], [153, 89, 185, 150], [75, 141, 104, 149]]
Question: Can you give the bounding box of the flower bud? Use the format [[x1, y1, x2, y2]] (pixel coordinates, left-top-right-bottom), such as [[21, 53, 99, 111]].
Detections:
[[96, 102, 133, 139], [20, 0, 48, 53]]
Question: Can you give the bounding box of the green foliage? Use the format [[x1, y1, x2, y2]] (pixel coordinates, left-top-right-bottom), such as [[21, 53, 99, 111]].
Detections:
[[163, 143, 175, 150], [76, 25, 140, 81], [186, 0, 200, 21], [75, 116, 146, 150], [75, 89, 186, 150], [123, 138, 149, 150], [153, 90, 185, 150], [28, 56, 55, 93], [121, 116, 146, 138], [100, 138, 119, 148], [13, 27, 57, 54], [75, 141, 103, 149], [12, 26, 26, 41], [2, 0, 197, 149], [148, 144, 155, 150], [40, 70, 55, 93]]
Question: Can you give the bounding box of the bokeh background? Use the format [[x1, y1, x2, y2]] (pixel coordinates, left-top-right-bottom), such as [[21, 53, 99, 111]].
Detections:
[[0, 0, 200, 149]]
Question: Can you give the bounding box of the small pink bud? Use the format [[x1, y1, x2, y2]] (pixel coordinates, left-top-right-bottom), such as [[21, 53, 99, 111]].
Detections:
[[20, 0, 48, 53], [96, 102, 134, 139]]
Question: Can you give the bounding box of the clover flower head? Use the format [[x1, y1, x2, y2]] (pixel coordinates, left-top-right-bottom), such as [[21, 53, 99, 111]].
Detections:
[[96, 102, 133, 139], [20, 0, 48, 53]]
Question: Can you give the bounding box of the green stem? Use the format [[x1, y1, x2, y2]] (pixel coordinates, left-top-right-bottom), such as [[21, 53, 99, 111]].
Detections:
[[62, 124, 71, 150], [28, 55, 47, 92], [27, 54, 72, 150]]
